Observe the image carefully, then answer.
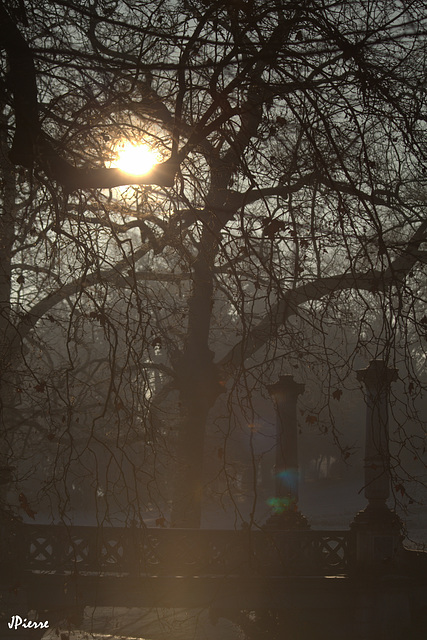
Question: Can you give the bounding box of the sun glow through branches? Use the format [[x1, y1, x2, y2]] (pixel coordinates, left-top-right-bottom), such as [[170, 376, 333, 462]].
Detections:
[[113, 141, 159, 175]]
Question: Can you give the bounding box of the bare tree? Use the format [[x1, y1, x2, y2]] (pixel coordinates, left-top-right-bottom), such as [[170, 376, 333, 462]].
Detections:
[[1, 0, 426, 528]]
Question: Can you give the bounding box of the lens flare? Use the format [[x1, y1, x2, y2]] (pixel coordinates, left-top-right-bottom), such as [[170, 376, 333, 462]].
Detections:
[[267, 496, 293, 515], [276, 468, 299, 493]]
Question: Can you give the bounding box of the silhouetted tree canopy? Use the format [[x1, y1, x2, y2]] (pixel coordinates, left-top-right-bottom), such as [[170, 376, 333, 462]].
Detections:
[[1, 0, 426, 527]]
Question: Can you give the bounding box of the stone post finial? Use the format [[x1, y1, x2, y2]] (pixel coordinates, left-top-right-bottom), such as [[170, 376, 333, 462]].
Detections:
[[356, 358, 398, 388], [267, 375, 305, 401]]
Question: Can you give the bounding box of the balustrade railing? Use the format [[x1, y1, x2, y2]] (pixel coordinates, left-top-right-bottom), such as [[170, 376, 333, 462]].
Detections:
[[10, 524, 352, 577]]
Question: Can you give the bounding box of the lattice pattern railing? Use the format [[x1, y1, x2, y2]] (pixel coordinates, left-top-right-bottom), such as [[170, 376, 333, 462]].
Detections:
[[12, 525, 352, 577]]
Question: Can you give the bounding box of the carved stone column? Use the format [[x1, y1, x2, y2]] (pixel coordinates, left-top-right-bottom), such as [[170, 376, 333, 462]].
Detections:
[[264, 375, 309, 530], [351, 359, 402, 568], [359, 359, 397, 509]]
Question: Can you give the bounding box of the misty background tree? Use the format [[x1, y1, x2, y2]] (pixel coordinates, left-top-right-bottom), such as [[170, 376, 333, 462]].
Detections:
[[0, 0, 426, 530]]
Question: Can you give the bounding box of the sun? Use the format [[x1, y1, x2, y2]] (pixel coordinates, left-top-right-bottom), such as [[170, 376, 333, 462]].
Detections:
[[112, 141, 159, 175]]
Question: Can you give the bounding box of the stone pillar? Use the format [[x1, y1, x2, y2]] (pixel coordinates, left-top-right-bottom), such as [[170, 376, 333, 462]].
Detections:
[[359, 359, 398, 508], [351, 359, 402, 569], [264, 375, 309, 529]]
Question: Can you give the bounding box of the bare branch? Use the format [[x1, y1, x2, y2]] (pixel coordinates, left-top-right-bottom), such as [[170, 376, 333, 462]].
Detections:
[[218, 219, 427, 380]]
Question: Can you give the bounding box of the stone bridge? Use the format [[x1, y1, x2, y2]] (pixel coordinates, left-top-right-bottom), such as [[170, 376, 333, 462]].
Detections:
[[1, 360, 427, 639], [1, 520, 426, 640]]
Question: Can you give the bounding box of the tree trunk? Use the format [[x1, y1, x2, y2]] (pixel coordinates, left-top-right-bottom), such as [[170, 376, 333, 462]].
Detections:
[[170, 215, 223, 528], [0, 112, 17, 513]]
